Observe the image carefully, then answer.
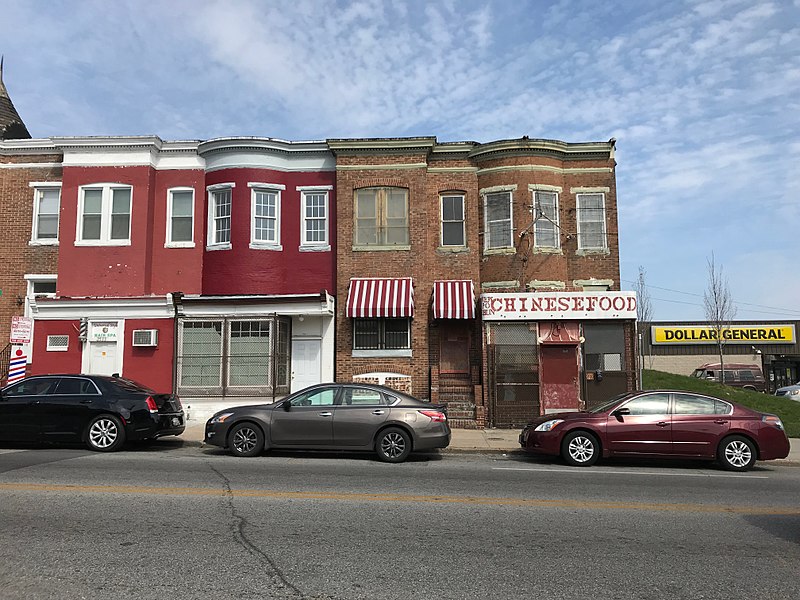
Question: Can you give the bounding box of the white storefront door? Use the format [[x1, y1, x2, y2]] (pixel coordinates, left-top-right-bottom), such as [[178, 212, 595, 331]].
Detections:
[[88, 342, 118, 376], [291, 339, 322, 393]]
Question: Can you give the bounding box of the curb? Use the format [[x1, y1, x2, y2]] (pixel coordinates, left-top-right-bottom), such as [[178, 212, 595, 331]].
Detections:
[[177, 439, 800, 465]]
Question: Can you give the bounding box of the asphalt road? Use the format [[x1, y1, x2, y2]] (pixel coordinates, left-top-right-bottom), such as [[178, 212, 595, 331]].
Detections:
[[0, 440, 798, 600]]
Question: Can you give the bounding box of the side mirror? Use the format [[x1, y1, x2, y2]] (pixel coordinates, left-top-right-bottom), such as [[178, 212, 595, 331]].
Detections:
[[282, 400, 292, 411], [612, 407, 630, 419]]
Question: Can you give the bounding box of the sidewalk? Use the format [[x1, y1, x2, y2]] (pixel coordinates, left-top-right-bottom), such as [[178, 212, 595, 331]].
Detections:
[[178, 421, 800, 463]]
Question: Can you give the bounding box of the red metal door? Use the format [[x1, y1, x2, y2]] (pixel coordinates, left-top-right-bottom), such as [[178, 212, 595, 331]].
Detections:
[[539, 345, 580, 412]]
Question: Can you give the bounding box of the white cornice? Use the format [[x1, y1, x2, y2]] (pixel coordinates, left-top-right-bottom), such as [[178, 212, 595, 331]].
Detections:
[[31, 296, 175, 319]]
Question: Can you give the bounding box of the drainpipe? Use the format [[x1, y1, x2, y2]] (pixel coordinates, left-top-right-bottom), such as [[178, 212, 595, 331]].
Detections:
[[170, 292, 184, 395]]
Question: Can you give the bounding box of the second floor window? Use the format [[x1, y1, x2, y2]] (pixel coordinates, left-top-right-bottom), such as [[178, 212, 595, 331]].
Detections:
[[577, 193, 607, 250], [533, 191, 559, 248], [355, 187, 409, 247], [252, 188, 280, 246], [77, 184, 132, 245], [301, 190, 329, 247], [208, 187, 233, 247], [440, 194, 465, 247], [167, 188, 194, 246], [31, 185, 61, 244], [484, 191, 513, 250]]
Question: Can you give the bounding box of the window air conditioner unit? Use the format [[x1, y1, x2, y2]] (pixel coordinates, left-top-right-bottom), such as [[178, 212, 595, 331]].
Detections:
[[132, 329, 159, 347]]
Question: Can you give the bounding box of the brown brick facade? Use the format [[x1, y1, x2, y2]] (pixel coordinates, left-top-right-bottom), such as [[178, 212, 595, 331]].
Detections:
[[0, 151, 62, 349]]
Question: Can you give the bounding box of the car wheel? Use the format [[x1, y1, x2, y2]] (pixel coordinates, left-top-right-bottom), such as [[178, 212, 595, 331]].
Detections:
[[718, 435, 757, 471], [228, 422, 264, 457], [86, 415, 126, 452], [561, 431, 600, 467], [375, 427, 412, 463]]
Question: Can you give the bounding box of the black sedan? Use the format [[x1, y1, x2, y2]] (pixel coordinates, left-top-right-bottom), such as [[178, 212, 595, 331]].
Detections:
[[0, 374, 185, 451], [205, 383, 451, 463]]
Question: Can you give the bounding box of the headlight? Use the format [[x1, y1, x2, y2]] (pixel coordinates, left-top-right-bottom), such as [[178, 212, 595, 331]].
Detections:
[[790, 389, 800, 396], [534, 419, 565, 432], [210, 412, 234, 424]]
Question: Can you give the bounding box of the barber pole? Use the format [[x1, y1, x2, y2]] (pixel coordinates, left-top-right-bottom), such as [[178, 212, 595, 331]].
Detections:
[[7, 347, 27, 384]]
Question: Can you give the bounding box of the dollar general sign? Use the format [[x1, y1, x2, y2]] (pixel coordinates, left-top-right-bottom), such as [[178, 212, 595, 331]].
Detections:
[[651, 325, 795, 345]]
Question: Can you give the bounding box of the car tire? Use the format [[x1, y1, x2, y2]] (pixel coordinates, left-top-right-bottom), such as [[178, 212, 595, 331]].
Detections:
[[561, 430, 600, 467], [375, 427, 412, 463], [718, 435, 757, 471], [228, 422, 265, 458], [86, 415, 126, 452]]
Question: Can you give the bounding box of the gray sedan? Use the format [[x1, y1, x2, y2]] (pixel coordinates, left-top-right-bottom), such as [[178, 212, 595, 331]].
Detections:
[[204, 383, 451, 462], [775, 382, 800, 401]]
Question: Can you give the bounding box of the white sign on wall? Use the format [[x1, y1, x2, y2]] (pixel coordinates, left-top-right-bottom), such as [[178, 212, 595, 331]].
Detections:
[[10, 316, 33, 344], [481, 291, 637, 321], [90, 321, 119, 341]]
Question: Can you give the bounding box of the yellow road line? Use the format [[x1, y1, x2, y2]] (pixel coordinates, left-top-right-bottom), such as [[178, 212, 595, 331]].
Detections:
[[0, 482, 797, 514]]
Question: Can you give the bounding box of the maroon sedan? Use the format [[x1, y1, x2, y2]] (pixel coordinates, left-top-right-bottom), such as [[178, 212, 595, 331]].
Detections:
[[519, 390, 790, 471]]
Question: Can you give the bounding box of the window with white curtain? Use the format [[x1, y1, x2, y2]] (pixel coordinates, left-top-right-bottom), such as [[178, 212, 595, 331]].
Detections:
[[533, 191, 559, 248], [576, 193, 607, 250], [484, 191, 513, 250]]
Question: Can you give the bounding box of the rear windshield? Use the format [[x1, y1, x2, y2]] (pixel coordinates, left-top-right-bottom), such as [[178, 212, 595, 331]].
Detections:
[[105, 377, 154, 394]]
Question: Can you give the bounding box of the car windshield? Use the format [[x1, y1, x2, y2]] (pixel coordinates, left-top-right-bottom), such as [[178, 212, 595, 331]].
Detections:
[[588, 392, 636, 413]]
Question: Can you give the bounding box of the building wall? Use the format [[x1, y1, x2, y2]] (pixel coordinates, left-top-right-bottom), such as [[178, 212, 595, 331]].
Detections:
[[57, 165, 206, 298], [30, 319, 82, 374], [0, 151, 61, 345], [202, 167, 336, 296]]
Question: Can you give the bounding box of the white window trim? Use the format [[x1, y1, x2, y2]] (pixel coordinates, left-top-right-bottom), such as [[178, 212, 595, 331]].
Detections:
[[165, 187, 196, 248], [576, 192, 608, 251], [249, 183, 283, 251], [29, 182, 62, 246], [299, 189, 331, 251], [439, 193, 466, 248], [75, 183, 133, 246], [482, 190, 514, 251], [533, 190, 560, 249], [206, 183, 235, 250]]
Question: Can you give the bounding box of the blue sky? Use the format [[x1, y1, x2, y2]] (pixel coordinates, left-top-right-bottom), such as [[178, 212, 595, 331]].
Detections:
[[3, 0, 799, 322]]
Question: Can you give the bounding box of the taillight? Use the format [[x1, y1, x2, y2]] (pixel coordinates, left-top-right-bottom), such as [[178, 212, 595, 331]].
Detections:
[[145, 396, 158, 414], [763, 414, 784, 430], [419, 410, 446, 422]]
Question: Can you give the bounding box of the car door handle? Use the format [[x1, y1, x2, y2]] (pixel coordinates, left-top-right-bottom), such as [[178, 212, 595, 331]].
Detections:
[[657, 421, 669, 427], [714, 419, 729, 425], [371, 410, 385, 415], [318, 412, 332, 417], [80, 399, 93, 404]]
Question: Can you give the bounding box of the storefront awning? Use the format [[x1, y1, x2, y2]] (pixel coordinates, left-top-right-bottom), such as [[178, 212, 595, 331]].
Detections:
[[432, 280, 476, 319], [346, 278, 414, 318]]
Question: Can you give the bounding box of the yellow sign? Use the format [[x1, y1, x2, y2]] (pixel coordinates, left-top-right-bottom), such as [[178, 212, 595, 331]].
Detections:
[[651, 325, 795, 345]]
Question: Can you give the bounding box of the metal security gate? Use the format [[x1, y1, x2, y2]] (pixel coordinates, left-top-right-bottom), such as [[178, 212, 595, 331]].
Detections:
[[487, 323, 540, 428]]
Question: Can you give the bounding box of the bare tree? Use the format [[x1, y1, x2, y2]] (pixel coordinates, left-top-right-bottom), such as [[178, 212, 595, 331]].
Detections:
[[703, 253, 737, 384], [634, 266, 654, 370]]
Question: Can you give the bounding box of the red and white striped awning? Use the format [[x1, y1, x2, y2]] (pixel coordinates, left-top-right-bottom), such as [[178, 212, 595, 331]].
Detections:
[[432, 280, 476, 319], [346, 278, 415, 318]]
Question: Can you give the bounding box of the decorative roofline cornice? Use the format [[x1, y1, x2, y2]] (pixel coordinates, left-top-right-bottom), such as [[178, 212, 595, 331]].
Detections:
[[0, 138, 59, 155], [469, 137, 616, 162], [198, 137, 330, 158], [327, 137, 437, 155]]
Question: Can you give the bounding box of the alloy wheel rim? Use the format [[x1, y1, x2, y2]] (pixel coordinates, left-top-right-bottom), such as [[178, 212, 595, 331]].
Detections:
[[381, 432, 406, 458], [89, 419, 118, 449], [568, 436, 594, 462], [725, 440, 752, 468], [233, 428, 257, 453]]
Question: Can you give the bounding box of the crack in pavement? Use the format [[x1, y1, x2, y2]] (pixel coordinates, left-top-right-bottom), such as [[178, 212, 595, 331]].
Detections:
[[207, 462, 338, 600]]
